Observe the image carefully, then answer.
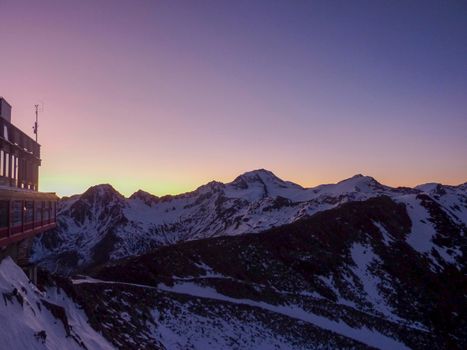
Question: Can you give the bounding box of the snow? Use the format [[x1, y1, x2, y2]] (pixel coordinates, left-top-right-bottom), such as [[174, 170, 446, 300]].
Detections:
[[158, 281, 409, 350], [24, 171, 466, 348], [415, 182, 467, 224], [72, 276, 158, 290], [373, 221, 394, 246], [0, 257, 113, 350], [349, 243, 400, 320], [70, 274, 421, 348], [32, 170, 466, 276], [415, 183, 442, 193], [350, 243, 381, 302], [115, 171, 396, 239], [404, 198, 437, 254], [399, 195, 460, 267], [151, 307, 297, 350], [314, 175, 383, 196]]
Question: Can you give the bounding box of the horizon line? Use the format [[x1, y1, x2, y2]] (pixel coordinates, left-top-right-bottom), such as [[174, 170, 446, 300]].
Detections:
[[53, 168, 467, 199]]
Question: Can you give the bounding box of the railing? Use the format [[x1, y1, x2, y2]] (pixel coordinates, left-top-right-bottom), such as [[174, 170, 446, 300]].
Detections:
[[0, 199, 57, 247]]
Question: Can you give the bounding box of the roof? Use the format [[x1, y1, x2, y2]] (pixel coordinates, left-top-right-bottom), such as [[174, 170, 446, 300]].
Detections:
[[0, 186, 58, 201], [0, 97, 12, 107]]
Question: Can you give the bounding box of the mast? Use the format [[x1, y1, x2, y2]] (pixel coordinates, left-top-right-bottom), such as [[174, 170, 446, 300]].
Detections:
[[33, 104, 39, 142]]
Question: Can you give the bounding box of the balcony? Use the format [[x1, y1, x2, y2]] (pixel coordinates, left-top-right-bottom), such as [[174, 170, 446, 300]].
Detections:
[[0, 189, 58, 248]]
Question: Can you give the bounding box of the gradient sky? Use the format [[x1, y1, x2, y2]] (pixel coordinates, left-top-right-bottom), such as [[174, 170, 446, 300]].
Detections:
[[0, 0, 466, 197]]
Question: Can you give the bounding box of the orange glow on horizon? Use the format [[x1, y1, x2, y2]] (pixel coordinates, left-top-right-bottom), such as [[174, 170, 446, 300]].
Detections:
[[1, 1, 465, 198]]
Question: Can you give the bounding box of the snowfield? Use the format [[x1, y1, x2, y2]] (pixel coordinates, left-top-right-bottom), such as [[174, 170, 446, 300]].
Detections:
[[0, 257, 112, 350], [157, 281, 409, 350]]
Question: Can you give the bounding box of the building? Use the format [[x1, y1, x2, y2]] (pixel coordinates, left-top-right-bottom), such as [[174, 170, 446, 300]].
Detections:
[[0, 97, 58, 272]]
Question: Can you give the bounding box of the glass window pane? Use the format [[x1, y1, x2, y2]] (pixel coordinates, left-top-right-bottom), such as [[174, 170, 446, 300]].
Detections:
[[12, 201, 22, 227], [0, 150, 3, 176], [25, 201, 34, 223], [35, 201, 42, 222], [43, 201, 49, 221], [0, 201, 8, 228], [5, 153, 9, 177]]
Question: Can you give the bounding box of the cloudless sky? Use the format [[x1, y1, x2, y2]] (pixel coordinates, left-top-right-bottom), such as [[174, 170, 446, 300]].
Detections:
[[0, 0, 466, 196]]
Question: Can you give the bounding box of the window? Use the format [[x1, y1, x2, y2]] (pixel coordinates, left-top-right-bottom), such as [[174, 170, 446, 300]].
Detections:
[[43, 201, 49, 221], [35, 201, 42, 223], [13, 155, 18, 186], [25, 201, 34, 223], [0, 150, 3, 176], [13, 155, 16, 179], [4, 152, 9, 177], [12, 201, 22, 227], [0, 201, 8, 228]]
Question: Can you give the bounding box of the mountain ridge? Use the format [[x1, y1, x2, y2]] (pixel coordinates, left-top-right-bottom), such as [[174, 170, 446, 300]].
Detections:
[[22, 169, 467, 348], [58, 169, 466, 200], [31, 169, 467, 275]]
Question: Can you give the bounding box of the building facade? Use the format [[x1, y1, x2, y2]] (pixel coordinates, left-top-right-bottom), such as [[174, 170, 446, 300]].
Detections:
[[0, 97, 58, 266]]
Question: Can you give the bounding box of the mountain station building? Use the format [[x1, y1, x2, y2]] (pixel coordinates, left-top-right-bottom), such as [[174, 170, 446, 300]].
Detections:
[[0, 97, 58, 273]]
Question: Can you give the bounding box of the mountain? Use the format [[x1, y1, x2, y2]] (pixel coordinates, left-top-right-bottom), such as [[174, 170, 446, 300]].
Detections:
[[23, 195, 464, 349], [6, 170, 466, 349], [0, 256, 113, 350], [31, 170, 467, 275]]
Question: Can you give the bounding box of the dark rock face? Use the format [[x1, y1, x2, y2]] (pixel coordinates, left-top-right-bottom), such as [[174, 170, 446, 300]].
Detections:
[[78, 196, 465, 349], [42, 300, 72, 336], [32, 184, 128, 274]]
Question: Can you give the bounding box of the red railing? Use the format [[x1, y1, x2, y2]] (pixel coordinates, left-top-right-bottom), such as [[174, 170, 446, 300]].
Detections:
[[0, 200, 57, 247], [0, 220, 56, 247]]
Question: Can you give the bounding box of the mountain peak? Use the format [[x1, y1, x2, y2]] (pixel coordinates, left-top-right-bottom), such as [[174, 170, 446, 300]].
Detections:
[[334, 174, 386, 192], [341, 174, 378, 183], [84, 183, 120, 194], [233, 169, 284, 183], [81, 184, 124, 202], [130, 189, 159, 200], [242, 168, 276, 176], [130, 190, 160, 206], [226, 169, 305, 201], [195, 180, 225, 194]]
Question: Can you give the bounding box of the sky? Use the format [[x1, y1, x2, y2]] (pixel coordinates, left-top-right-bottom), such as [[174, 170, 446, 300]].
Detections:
[[0, 0, 466, 197]]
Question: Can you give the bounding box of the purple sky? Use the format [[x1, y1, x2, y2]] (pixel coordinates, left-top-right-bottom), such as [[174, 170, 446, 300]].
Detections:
[[0, 0, 466, 196]]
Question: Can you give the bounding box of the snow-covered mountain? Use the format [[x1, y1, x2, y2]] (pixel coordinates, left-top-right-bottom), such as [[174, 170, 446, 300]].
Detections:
[[31, 169, 466, 275], [0, 257, 112, 350], [30, 195, 466, 349], [4, 170, 466, 349]]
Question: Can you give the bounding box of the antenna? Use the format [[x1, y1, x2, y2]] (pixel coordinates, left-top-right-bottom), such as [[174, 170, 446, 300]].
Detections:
[[33, 104, 39, 142]]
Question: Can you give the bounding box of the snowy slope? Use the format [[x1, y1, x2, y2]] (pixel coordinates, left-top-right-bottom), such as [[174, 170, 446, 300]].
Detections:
[[18, 183, 467, 349], [0, 257, 113, 350], [31, 169, 466, 274], [415, 182, 467, 224], [80, 195, 464, 349]]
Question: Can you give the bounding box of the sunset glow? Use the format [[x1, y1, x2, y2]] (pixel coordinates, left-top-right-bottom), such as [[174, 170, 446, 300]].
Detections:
[[0, 0, 465, 197]]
